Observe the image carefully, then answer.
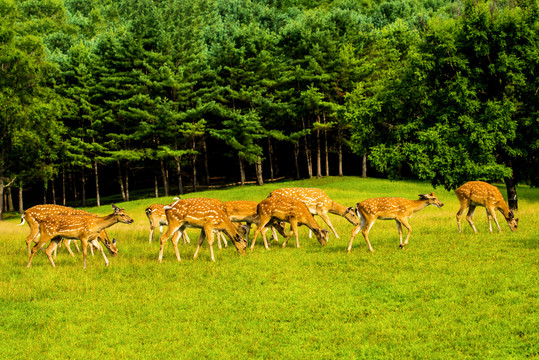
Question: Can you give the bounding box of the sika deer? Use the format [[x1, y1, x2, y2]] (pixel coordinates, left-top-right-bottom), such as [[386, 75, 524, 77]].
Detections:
[[455, 181, 519, 233], [251, 196, 329, 250], [221, 200, 286, 243], [146, 203, 191, 244], [157, 198, 247, 262], [347, 193, 443, 252], [27, 204, 133, 268], [19, 204, 118, 257], [269, 188, 358, 238]]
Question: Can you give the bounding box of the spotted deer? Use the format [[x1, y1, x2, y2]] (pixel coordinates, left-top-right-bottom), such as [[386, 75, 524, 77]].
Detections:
[[19, 204, 118, 257], [145, 203, 191, 244], [27, 204, 133, 268], [220, 200, 287, 243], [157, 198, 248, 262], [455, 181, 519, 233], [251, 196, 329, 250], [347, 193, 444, 252], [269, 188, 358, 239]]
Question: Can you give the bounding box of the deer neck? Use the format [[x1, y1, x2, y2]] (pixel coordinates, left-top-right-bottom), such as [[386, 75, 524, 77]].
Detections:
[[411, 199, 430, 213], [94, 213, 119, 232], [329, 201, 348, 216], [497, 202, 513, 220]]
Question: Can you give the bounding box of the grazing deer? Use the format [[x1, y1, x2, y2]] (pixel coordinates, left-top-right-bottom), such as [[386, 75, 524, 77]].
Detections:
[[221, 200, 287, 243], [347, 193, 444, 252], [145, 203, 191, 244], [251, 196, 329, 250], [455, 181, 519, 233], [269, 188, 358, 239], [27, 204, 133, 268], [19, 204, 118, 257], [157, 198, 248, 262]]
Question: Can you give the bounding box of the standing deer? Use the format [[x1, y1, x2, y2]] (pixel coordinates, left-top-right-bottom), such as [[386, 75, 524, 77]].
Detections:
[[347, 193, 443, 252], [251, 196, 329, 250], [145, 203, 191, 244], [455, 181, 519, 233], [157, 198, 247, 262], [268, 188, 358, 239], [27, 204, 133, 268], [220, 200, 287, 243], [19, 204, 118, 257]]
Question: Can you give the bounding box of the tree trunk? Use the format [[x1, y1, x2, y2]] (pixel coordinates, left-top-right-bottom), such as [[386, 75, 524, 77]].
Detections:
[[81, 167, 87, 207], [160, 159, 169, 197], [154, 176, 159, 198], [202, 135, 210, 186], [7, 186, 14, 212], [117, 160, 127, 202], [267, 137, 274, 182], [43, 182, 47, 204], [338, 142, 343, 177], [0, 177, 3, 221], [175, 156, 183, 195], [62, 167, 66, 206], [294, 143, 300, 180], [302, 117, 313, 178], [256, 156, 264, 186], [238, 155, 246, 185], [316, 124, 322, 178], [94, 160, 100, 207], [192, 137, 197, 192], [324, 113, 329, 177], [362, 153, 367, 178], [504, 163, 518, 210], [125, 162, 130, 202], [18, 186, 23, 214]]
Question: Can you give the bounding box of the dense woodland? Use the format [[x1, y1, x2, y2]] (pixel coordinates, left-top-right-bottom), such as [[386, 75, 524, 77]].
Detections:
[[1, 0, 538, 218]]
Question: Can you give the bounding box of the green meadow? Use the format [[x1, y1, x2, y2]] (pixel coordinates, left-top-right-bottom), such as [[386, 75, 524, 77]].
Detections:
[[1, 177, 537, 359]]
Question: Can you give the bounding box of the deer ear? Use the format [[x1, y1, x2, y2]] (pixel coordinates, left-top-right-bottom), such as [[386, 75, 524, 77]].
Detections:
[[112, 204, 120, 213], [112, 238, 117, 245]]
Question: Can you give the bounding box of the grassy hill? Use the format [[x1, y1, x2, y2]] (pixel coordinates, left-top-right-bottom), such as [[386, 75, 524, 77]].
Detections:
[[1, 177, 537, 359]]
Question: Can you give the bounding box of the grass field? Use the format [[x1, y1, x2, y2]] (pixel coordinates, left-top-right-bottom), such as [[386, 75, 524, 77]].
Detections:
[[1, 177, 537, 359]]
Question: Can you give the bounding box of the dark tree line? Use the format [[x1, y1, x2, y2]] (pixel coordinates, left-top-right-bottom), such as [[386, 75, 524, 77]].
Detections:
[[1, 0, 537, 218]]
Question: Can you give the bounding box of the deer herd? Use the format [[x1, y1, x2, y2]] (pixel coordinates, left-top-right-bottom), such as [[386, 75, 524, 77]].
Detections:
[[19, 181, 519, 268]]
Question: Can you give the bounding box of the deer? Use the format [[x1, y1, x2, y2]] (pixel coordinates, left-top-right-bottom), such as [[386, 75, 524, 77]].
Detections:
[[19, 204, 118, 258], [268, 187, 358, 239], [26, 204, 133, 269], [145, 203, 191, 244], [220, 200, 287, 243], [157, 198, 248, 262], [347, 193, 444, 253], [250, 195, 329, 250], [455, 181, 519, 233]]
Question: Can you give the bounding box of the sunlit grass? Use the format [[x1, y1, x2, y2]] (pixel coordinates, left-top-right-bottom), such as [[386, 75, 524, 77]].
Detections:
[[1, 177, 537, 359]]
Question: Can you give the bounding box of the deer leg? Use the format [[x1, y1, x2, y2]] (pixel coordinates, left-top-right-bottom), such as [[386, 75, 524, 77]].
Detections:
[[260, 225, 271, 250], [361, 220, 375, 252], [205, 226, 216, 262], [45, 238, 61, 268], [396, 220, 404, 247], [91, 239, 109, 266], [487, 207, 502, 232], [26, 224, 40, 257], [399, 218, 412, 248], [270, 225, 279, 241], [27, 235, 51, 268], [456, 202, 468, 234], [158, 225, 178, 263], [318, 212, 339, 239], [63, 239, 76, 257], [182, 231, 190, 244], [193, 230, 206, 260], [251, 218, 270, 250], [149, 225, 155, 243], [81, 239, 89, 269], [347, 215, 366, 252], [171, 228, 184, 262], [465, 206, 478, 233]]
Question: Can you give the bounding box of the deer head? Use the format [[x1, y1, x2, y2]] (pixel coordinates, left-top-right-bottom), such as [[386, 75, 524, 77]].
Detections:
[[506, 210, 519, 232], [112, 204, 134, 224], [313, 228, 329, 245], [419, 193, 444, 208]]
